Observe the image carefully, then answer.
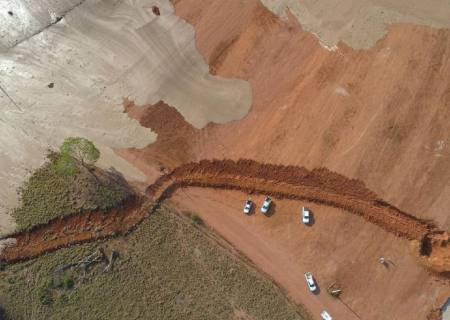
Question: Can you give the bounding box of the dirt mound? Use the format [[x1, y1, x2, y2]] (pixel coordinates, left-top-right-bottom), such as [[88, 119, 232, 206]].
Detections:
[[148, 159, 434, 240], [148, 159, 449, 274], [0, 197, 152, 263], [1, 159, 448, 276]]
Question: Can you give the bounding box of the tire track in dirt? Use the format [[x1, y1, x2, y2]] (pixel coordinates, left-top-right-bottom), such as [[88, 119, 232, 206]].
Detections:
[[0, 160, 449, 276]]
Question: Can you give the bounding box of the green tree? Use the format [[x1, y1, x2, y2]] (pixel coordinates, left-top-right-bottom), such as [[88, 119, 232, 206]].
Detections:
[[54, 152, 78, 176], [60, 137, 100, 168], [55, 137, 100, 176]]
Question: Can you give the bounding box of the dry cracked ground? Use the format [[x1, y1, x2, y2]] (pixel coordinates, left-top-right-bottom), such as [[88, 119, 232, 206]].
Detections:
[[1, 0, 450, 319]]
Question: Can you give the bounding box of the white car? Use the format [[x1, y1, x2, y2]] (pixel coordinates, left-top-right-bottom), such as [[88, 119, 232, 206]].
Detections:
[[243, 199, 253, 215], [302, 207, 311, 224], [304, 272, 317, 292], [321, 311, 332, 320], [260, 196, 272, 213]]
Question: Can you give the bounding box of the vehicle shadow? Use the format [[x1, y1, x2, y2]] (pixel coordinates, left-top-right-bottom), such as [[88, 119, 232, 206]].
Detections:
[[263, 202, 276, 217], [313, 282, 321, 295], [307, 213, 315, 226]]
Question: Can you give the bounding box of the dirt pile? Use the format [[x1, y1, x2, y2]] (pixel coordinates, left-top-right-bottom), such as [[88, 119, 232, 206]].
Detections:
[[1, 159, 448, 276], [148, 159, 449, 274], [421, 232, 450, 274], [0, 197, 152, 263], [148, 159, 434, 240]]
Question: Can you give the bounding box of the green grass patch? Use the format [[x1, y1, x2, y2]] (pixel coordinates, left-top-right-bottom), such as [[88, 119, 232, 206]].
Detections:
[[0, 208, 310, 320], [11, 151, 133, 231]]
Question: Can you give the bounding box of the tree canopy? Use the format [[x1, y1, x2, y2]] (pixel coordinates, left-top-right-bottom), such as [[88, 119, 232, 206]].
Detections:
[[55, 137, 100, 175], [60, 137, 100, 166]]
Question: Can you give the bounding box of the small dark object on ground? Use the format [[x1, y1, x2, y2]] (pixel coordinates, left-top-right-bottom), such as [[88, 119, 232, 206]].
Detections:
[[48, 82, 54, 88], [191, 214, 204, 226], [63, 275, 74, 289], [152, 6, 160, 16], [8, 11, 13, 16]]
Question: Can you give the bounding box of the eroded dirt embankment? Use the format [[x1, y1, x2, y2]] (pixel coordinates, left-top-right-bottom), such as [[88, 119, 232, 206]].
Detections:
[[148, 159, 434, 240], [1, 160, 449, 275], [0, 198, 154, 263]]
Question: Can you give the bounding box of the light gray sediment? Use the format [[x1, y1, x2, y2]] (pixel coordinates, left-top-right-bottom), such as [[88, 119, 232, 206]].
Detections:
[[261, 0, 450, 49], [0, 0, 252, 234]]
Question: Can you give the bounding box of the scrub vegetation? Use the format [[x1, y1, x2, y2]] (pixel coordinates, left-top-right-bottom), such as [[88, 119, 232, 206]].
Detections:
[[11, 137, 133, 231]]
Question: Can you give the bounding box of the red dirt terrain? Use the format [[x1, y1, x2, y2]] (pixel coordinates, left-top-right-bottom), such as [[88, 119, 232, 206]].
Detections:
[[148, 160, 436, 241], [4, 159, 448, 270], [3, 0, 448, 319], [116, 0, 450, 319], [0, 198, 151, 263], [122, 0, 450, 228], [1, 159, 449, 319]]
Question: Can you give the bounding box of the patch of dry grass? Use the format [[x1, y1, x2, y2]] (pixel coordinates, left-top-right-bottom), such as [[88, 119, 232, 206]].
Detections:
[[0, 208, 310, 320]]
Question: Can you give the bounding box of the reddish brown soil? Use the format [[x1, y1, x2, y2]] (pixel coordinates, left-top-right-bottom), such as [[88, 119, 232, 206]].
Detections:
[[3, 159, 447, 272], [0, 198, 153, 263], [171, 187, 450, 320], [1, 159, 449, 319], [149, 159, 434, 241], [147, 159, 449, 273], [152, 5, 160, 16], [115, 1, 450, 319], [120, 0, 450, 228], [122, 99, 198, 172]]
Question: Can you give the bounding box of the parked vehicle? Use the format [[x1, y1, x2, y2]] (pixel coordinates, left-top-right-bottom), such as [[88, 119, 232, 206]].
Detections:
[[302, 207, 311, 224], [304, 272, 317, 292], [243, 199, 253, 215], [321, 311, 332, 320], [261, 196, 272, 213]]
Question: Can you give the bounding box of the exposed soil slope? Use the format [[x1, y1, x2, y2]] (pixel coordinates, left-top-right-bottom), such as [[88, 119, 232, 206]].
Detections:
[[1, 160, 448, 275], [162, 0, 450, 230], [115, 1, 450, 319], [149, 160, 433, 240], [0, 198, 151, 263]]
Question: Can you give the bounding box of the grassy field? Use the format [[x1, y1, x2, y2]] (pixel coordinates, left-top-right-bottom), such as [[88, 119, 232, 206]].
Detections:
[[0, 207, 310, 320], [11, 152, 133, 231]]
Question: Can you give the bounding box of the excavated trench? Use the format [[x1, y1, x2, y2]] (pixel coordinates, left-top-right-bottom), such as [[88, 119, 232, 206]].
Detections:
[[0, 159, 449, 275]]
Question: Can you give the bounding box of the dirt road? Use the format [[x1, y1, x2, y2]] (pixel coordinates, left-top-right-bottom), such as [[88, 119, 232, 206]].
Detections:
[[171, 188, 450, 320]]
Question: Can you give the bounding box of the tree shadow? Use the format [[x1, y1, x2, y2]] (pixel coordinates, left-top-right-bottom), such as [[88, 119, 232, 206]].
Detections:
[[104, 167, 132, 190], [101, 167, 136, 196]]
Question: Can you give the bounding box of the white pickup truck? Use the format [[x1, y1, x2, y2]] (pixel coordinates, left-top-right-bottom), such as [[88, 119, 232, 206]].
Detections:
[[302, 207, 311, 224], [304, 272, 317, 292], [321, 311, 332, 320], [243, 199, 253, 215], [260, 196, 272, 213]]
